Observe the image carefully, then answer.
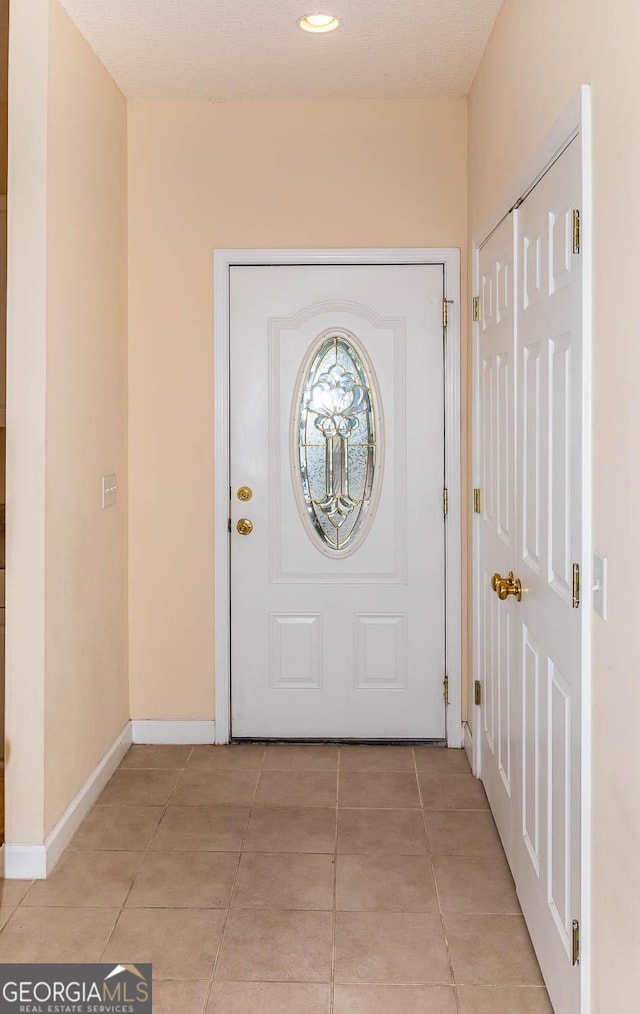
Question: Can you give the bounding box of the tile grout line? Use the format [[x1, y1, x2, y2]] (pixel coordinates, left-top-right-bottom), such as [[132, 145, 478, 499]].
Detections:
[[203, 743, 266, 1012], [413, 748, 462, 1014], [97, 746, 195, 964]]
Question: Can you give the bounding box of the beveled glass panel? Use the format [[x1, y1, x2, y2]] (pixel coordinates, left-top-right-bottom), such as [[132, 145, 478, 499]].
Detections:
[[297, 333, 378, 552]]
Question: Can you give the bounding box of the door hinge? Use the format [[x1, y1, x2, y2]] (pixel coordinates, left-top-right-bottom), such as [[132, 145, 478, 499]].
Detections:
[[572, 563, 580, 609], [443, 675, 449, 705], [572, 209, 581, 255], [474, 680, 482, 706], [473, 487, 482, 514], [442, 298, 454, 328], [572, 919, 580, 966], [472, 296, 481, 322], [443, 487, 449, 517]]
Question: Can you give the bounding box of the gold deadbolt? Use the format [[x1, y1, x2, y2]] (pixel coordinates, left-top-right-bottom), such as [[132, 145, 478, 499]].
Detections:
[[237, 486, 253, 502], [493, 571, 522, 602], [236, 518, 253, 536]]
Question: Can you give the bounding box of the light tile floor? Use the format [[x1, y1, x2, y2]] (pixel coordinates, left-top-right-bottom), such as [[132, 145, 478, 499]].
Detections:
[[0, 744, 554, 1013]]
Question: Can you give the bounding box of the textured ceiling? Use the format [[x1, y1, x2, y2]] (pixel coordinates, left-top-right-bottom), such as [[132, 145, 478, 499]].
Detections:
[[59, 0, 503, 101]]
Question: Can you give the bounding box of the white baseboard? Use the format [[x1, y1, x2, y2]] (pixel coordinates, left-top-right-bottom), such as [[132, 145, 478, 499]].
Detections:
[[2, 843, 46, 879], [131, 720, 216, 744], [3, 721, 132, 880], [463, 721, 474, 773]]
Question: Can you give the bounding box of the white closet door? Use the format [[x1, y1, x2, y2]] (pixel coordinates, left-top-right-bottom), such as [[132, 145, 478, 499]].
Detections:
[[476, 138, 583, 1014], [514, 138, 582, 1014], [477, 216, 517, 859]]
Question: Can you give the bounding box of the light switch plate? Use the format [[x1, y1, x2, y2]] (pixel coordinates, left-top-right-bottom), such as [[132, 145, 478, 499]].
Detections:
[[102, 474, 117, 509], [593, 551, 607, 620]]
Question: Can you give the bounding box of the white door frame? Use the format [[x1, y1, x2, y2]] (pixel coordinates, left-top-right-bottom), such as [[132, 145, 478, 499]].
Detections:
[[213, 248, 462, 747], [471, 87, 592, 1012]]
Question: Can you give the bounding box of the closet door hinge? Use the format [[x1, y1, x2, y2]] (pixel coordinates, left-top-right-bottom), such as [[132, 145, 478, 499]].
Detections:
[[443, 675, 449, 705], [474, 680, 482, 706], [442, 298, 454, 328], [443, 487, 449, 517], [572, 919, 580, 966], [572, 210, 581, 255], [572, 563, 580, 609], [472, 296, 481, 322], [473, 488, 482, 514]]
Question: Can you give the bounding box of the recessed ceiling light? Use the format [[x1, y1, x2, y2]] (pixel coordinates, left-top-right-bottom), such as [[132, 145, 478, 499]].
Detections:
[[298, 13, 341, 33]]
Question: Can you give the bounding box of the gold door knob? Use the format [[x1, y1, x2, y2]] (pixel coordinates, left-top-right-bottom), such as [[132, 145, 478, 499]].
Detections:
[[491, 572, 503, 592], [236, 518, 253, 536], [496, 571, 522, 602], [237, 486, 253, 502]]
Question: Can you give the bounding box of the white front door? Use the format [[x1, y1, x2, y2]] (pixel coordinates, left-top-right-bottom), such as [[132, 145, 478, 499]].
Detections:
[[476, 139, 583, 1014], [230, 263, 446, 739]]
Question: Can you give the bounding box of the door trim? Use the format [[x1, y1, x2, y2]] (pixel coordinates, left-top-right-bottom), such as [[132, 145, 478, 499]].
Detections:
[[471, 87, 592, 1012], [213, 248, 462, 747]]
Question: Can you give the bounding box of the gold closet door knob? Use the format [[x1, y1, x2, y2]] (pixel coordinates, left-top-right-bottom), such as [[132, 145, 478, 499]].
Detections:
[[237, 486, 253, 502], [491, 572, 503, 592], [496, 571, 522, 602], [236, 518, 253, 536]]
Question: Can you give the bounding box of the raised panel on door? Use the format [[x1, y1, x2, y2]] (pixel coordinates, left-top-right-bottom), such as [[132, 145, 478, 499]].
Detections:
[[522, 625, 541, 876], [477, 215, 517, 858], [514, 139, 582, 1014], [230, 263, 446, 739], [522, 342, 542, 573]]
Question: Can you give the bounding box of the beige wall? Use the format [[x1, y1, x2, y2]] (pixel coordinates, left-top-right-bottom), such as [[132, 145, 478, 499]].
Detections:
[[5, 0, 49, 845], [6, 0, 129, 841], [43, 0, 129, 834], [127, 98, 468, 721], [469, 0, 640, 1007]]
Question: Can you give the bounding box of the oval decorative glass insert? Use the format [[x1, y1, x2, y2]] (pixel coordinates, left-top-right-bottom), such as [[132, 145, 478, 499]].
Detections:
[[296, 333, 378, 552]]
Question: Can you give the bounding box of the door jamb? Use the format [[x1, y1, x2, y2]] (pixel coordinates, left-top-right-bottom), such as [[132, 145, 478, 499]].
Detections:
[[471, 86, 592, 1013], [213, 248, 462, 748]]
